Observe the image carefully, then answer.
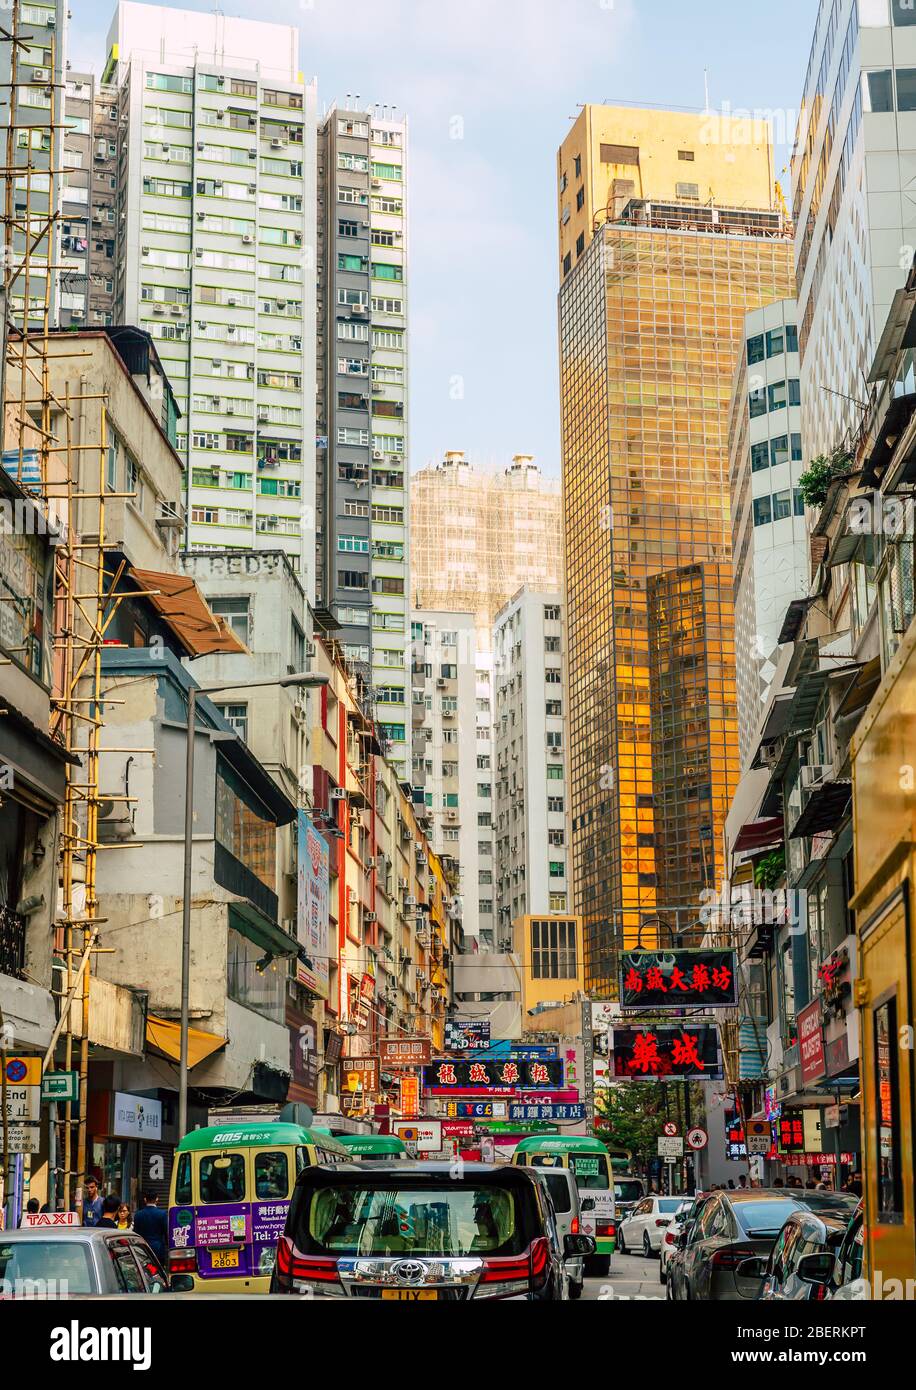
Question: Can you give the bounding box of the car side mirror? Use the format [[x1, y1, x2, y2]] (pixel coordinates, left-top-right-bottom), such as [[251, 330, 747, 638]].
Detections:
[[735, 1255, 767, 1281], [796, 1252, 835, 1286], [677, 1227, 691, 1248], [564, 1233, 596, 1260], [580, 1198, 596, 1213]]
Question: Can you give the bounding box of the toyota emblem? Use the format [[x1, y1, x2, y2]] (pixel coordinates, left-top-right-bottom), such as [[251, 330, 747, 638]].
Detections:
[[390, 1259, 429, 1285]]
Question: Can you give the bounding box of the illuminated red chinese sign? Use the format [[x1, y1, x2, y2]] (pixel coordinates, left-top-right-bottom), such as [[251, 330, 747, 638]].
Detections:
[[422, 1058, 564, 1094], [619, 950, 738, 1008], [610, 1026, 722, 1080]]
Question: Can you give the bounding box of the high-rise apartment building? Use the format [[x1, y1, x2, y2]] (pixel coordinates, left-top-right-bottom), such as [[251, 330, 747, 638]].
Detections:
[[493, 590, 570, 939], [411, 452, 563, 638], [728, 300, 809, 768], [410, 611, 493, 945], [315, 102, 410, 779], [101, 2, 318, 587], [61, 72, 119, 329], [557, 107, 795, 995], [558, 103, 776, 282], [792, 0, 916, 456], [1, 0, 67, 331]]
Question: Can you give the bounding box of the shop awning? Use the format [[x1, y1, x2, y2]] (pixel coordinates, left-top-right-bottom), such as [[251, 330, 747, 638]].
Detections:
[[129, 567, 248, 657], [732, 817, 784, 854], [146, 1014, 226, 1067], [789, 779, 852, 840]]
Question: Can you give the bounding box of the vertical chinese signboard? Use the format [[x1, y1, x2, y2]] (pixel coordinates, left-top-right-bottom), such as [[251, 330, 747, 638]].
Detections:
[[399, 1074, 420, 1117], [798, 1000, 826, 1086], [296, 812, 329, 999]]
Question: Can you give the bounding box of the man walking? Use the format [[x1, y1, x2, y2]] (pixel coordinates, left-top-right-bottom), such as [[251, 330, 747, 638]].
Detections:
[[132, 1190, 169, 1266]]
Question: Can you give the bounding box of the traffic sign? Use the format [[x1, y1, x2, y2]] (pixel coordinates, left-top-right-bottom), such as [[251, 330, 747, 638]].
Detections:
[[41, 1071, 78, 1104], [658, 1135, 684, 1158], [663, 1121, 678, 1137], [686, 1126, 708, 1151], [745, 1119, 771, 1154]]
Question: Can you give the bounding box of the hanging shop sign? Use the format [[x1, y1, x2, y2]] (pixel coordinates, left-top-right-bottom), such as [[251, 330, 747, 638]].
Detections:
[[423, 1058, 564, 1094], [341, 1058, 379, 1094], [445, 1100, 507, 1119], [444, 1020, 491, 1050], [619, 949, 738, 1009], [379, 1037, 432, 1067], [610, 1026, 722, 1080], [508, 1103, 586, 1122], [777, 1112, 806, 1154], [112, 1092, 162, 1140], [798, 1000, 826, 1086], [398, 1074, 421, 1117]]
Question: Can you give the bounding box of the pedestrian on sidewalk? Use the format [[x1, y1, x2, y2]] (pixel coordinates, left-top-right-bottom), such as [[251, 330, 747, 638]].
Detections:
[[116, 1202, 131, 1230], [132, 1190, 168, 1265], [81, 1177, 104, 1226], [96, 1195, 121, 1229]]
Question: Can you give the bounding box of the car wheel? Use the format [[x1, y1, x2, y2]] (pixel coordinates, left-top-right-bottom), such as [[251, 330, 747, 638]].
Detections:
[[584, 1254, 610, 1277], [659, 1262, 667, 1284], [617, 1227, 627, 1254], [569, 1278, 584, 1300], [642, 1231, 653, 1258]]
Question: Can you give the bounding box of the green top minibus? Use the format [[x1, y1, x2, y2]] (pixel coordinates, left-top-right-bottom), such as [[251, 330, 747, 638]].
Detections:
[[511, 1136, 617, 1272], [168, 1122, 350, 1293]]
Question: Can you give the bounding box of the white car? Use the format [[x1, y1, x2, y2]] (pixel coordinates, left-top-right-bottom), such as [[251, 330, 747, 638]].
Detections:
[[659, 1201, 692, 1283], [618, 1195, 692, 1257]]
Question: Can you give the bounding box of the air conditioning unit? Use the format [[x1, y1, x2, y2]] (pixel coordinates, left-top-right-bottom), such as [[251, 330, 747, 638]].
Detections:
[[436, 678, 446, 688], [31, 67, 51, 84], [247, 183, 256, 194], [152, 304, 165, 315], [405, 895, 417, 908], [257, 407, 269, 421], [141, 245, 150, 255], [226, 403, 235, 415], [196, 141, 205, 151], [216, 109, 225, 120], [271, 137, 285, 149], [196, 210, 206, 220], [800, 764, 829, 790], [241, 233, 254, 244], [329, 787, 347, 801], [372, 449, 384, 460], [170, 304, 182, 316], [227, 295, 237, 306], [247, 148, 257, 159], [70, 308, 85, 320], [398, 876, 409, 890], [446, 811, 458, 821], [371, 178, 382, 188]]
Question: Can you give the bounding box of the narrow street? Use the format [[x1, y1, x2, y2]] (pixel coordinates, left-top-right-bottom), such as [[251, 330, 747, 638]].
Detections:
[[582, 1249, 664, 1302]]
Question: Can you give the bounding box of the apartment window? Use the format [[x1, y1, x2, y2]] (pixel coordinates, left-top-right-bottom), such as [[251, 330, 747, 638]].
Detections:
[[753, 495, 772, 527], [227, 927, 284, 1023], [477, 782, 491, 798], [678, 149, 695, 161], [546, 700, 562, 717], [545, 669, 561, 684], [575, 232, 585, 257], [769, 435, 789, 468], [751, 441, 770, 473], [216, 703, 248, 740], [772, 488, 792, 521], [105, 435, 118, 490], [338, 569, 368, 590], [291, 619, 306, 670], [549, 893, 568, 913], [747, 334, 765, 365], [676, 182, 699, 200], [767, 380, 787, 412], [544, 635, 561, 653], [338, 535, 369, 553], [788, 379, 801, 407], [575, 187, 585, 211], [546, 764, 564, 780], [562, 252, 572, 277], [548, 829, 564, 847], [477, 813, 491, 828], [476, 755, 491, 770], [208, 596, 250, 643], [791, 432, 803, 461], [478, 899, 493, 915], [786, 326, 799, 354], [749, 387, 767, 419], [531, 918, 577, 980], [547, 797, 564, 813], [546, 730, 563, 750]]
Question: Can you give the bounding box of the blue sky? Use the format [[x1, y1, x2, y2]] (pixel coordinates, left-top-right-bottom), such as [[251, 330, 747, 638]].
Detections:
[[72, 0, 818, 478]]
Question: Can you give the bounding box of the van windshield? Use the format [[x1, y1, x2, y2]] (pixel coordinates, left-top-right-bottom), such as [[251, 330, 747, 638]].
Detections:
[[302, 1183, 527, 1257], [199, 1153, 246, 1204]]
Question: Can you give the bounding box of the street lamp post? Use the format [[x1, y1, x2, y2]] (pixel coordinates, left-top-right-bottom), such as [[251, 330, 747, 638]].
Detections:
[[179, 670, 328, 1139]]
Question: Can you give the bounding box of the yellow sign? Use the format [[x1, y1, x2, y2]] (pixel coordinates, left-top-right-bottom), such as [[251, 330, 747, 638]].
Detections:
[[2, 1056, 41, 1087]]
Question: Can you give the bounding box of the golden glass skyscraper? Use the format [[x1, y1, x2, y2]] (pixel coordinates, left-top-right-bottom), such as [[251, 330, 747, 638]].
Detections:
[[557, 106, 795, 995]]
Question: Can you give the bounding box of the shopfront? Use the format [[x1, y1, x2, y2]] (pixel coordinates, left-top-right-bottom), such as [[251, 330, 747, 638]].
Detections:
[[87, 1089, 173, 1206]]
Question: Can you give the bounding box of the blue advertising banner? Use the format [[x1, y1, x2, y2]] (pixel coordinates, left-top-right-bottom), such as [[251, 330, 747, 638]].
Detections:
[[508, 1104, 586, 1122]]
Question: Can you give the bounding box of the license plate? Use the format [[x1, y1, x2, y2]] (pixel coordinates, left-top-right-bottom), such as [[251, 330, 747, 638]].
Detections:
[[380, 1289, 438, 1300], [211, 1248, 240, 1270]]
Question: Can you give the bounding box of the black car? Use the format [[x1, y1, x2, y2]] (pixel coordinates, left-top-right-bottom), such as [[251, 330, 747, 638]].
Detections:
[[749, 1209, 849, 1300], [270, 1160, 595, 1301], [668, 1189, 857, 1302]]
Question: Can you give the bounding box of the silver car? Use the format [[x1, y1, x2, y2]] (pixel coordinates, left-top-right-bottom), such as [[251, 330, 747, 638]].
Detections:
[[523, 1165, 586, 1300], [0, 1226, 170, 1297]]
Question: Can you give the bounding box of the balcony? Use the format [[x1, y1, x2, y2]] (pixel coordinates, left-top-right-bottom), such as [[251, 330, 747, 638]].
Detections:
[[0, 905, 26, 980]]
